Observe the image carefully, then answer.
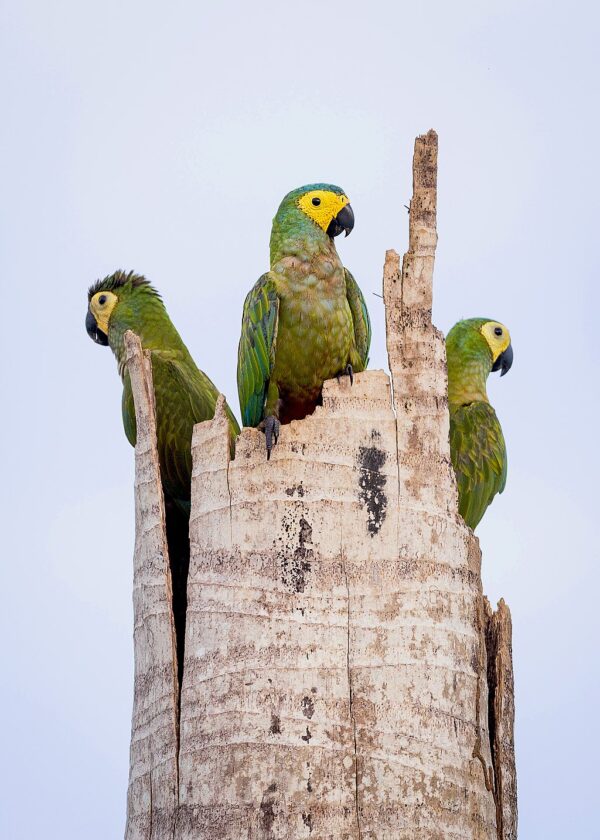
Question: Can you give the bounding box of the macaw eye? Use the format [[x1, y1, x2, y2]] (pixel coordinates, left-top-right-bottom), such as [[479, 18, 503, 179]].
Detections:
[[494, 327, 502, 336], [311, 197, 321, 206], [98, 294, 107, 305]]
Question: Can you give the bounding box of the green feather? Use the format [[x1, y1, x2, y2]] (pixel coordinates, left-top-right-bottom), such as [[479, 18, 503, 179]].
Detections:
[[344, 268, 371, 368], [237, 185, 371, 428], [237, 274, 279, 428], [88, 270, 240, 508], [446, 318, 510, 530], [449, 402, 507, 530]]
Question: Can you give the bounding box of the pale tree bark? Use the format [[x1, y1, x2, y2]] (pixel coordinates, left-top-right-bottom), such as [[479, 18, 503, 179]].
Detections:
[[123, 332, 179, 840], [124, 131, 517, 839]]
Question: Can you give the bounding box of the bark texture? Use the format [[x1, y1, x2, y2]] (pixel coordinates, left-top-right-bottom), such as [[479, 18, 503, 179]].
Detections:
[[124, 332, 179, 840], [125, 131, 517, 839], [484, 599, 517, 840]]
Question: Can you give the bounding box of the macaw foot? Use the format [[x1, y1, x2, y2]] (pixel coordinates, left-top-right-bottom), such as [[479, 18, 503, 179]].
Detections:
[[260, 415, 280, 460], [337, 363, 354, 386]]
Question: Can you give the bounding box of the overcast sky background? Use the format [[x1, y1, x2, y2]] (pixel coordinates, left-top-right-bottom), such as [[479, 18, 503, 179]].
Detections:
[[1, 1, 598, 837]]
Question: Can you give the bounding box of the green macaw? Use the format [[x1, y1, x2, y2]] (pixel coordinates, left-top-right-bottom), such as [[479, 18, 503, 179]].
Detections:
[[86, 269, 239, 677], [86, 270, 239, 506], [446, 318, 514, 530], [237, 183, 371, 457]]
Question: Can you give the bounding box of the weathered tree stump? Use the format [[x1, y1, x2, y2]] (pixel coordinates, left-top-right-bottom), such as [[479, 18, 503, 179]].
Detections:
[[124, 130, 517, 839]]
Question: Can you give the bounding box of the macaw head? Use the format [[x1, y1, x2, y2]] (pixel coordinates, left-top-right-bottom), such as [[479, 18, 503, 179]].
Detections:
[[482, 320, 513, 377], [447, 317, 514, 378], [85, 270, 153, 347], [276, 183, 355, 239]]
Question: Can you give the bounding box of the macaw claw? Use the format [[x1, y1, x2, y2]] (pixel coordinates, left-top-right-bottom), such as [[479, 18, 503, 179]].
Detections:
[[263, 415, 280, 460], [337, 364, 354, 386]]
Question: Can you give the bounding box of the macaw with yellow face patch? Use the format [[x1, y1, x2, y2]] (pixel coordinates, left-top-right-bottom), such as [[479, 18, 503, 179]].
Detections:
[[86, 270, 239, 508], [237, 183, 371, 457], [446, 318, 514, 530], [86, 270, 240, 680]]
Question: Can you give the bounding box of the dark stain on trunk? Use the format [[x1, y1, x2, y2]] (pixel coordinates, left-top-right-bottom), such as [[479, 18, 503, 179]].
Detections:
[[259, 783, 278, 833], [301, 695, 315, 719], [279, 516, 314, 593], [358, 439, 387, 536], [285, 482, 305, 497]]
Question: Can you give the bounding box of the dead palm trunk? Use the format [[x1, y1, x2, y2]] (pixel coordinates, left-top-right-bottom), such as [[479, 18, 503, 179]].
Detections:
[[124, 130, 517, 839]]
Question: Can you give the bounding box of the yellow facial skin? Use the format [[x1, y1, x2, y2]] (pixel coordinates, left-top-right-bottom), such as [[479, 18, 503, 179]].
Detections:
[[89, 290, 118, 335], [297, 190, 350, 233], [480, 320, 511, 363]]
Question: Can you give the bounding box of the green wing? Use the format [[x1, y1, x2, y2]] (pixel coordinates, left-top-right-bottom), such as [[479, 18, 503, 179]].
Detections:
[[122, 350, 239, 506], [344, 268, 371, 369], [237, 273, 279, 428], [122, 373, 136, 447], [449, 401, 507, 530]]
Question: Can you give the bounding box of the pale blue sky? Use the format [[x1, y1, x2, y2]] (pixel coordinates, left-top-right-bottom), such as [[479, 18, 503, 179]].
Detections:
[[1, 1, 598, 837]]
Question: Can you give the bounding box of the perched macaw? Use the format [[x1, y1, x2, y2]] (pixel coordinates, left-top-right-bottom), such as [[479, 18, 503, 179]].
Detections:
[[86, 269, 239, 676], [237, 183, 371, 457], [446, 318, 513, 530], [86, 270, 239, 506]]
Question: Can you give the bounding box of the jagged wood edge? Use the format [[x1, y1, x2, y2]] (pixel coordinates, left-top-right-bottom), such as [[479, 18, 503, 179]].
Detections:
[[384, 130, 517, 837], [485, 597, 518, 839], [124, 330, 179, 840]]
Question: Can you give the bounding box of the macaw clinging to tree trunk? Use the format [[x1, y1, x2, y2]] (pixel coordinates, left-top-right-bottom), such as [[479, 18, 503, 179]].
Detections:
[[446, 317, 514, 530], [85, 269, 239, 682], [86, 270, 239, 502], [237, 183, 371, 457]]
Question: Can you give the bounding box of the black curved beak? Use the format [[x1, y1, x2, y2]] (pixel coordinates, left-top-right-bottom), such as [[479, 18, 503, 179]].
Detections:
[[326, 203, 355, 238], [491, 342, 513, 377], [86, 309, 109, 346]]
